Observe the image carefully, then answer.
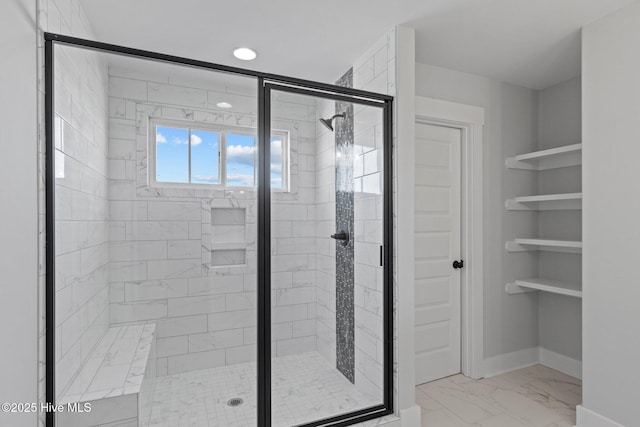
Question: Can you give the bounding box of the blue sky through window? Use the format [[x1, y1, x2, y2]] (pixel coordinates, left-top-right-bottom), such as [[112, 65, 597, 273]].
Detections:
[[191, 129, 219, 184], [156, 126, 189, 183], [155, 124, 284, 188]]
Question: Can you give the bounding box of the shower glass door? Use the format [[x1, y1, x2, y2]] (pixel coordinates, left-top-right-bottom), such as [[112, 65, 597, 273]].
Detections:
[[47, 34, 392, 427], [266, 83, 390, 426], [50, 41, 260, 426]]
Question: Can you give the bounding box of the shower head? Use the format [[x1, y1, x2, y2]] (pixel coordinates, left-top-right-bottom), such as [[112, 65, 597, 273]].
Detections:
[[319, 113, 345, 132], [319, 117, 334, 131]]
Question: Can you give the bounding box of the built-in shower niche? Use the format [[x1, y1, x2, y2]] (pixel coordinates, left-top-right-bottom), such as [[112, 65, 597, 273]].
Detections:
[[210, 207, 247, 267]]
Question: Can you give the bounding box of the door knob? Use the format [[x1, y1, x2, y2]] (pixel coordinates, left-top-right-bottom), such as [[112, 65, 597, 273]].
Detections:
[[452, 260, 464, 269]]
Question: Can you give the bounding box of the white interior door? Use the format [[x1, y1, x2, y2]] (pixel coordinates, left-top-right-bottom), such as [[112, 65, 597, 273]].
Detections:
[[414, 122, 462, 385]]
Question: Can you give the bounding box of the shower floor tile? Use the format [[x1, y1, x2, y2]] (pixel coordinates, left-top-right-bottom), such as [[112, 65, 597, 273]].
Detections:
[[147, 351, 379, 427]]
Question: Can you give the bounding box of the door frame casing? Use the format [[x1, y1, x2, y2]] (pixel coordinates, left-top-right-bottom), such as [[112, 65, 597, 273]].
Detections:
[[415, 96, 485, 379]]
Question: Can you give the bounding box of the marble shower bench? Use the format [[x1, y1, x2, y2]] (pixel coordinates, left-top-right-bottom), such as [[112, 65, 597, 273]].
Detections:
[[58, 324, 156, 427]]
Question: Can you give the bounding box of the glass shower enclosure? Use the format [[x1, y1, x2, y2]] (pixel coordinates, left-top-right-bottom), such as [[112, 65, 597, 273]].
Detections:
[[46, 32, 393, 427]]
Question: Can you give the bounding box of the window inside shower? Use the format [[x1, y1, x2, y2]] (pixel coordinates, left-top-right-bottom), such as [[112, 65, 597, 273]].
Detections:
[[150, 119, 289, 190], [47, 35, 392, 427]]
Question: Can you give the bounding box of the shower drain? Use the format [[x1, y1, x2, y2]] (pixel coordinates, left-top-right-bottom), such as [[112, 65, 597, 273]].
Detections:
[[227, 398, 244, 407]]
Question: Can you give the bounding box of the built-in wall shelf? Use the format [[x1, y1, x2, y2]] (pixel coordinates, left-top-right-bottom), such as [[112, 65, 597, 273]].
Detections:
[[505, 193, 582, 211], [506, 238, 582, 254], [505, 278, 582, 298], [505, 143, 582, 170], [210, 207, 247, 267]]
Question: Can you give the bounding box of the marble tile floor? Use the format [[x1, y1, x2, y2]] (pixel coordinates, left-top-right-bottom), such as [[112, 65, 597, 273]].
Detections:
[[417, 365, 582, 427], [147, 351, 379, 427]]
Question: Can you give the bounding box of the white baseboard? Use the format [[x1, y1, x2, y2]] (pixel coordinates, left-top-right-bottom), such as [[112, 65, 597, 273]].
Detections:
[[539, 348, 582, 380], [576, 405, 625, 427], [399, 404, 421, 426], [483, 347, 582, 379], [483, 347, 539, 377]]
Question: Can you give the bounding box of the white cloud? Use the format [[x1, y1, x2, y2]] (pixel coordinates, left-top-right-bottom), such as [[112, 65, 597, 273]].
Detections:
[[156, 132, 167, 143], [227, 144, 256, 166], [173, 137, 188, 145], [192, 175, 218, 183], [190, 134, 203, 146]]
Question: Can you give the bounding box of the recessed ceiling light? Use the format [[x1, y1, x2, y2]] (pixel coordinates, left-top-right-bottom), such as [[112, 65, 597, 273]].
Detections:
[[216, 102, 233, 109], [233, 47, 257, 61]]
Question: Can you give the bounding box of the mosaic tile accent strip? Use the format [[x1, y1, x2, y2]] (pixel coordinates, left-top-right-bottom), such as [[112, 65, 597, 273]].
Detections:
[[335, 69, 355, 383]]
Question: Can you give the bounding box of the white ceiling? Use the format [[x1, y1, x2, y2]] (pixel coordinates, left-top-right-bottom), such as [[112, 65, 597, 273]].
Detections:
[[80, 0, 636, 90], [408, 0, 636, 89]]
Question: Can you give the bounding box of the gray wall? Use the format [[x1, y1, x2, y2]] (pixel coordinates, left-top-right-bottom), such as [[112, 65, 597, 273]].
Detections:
[[416, 63, 540, 359], [581, 2, 640, 425], [537, 77, 582, 361], [0, 1, 39, 426]]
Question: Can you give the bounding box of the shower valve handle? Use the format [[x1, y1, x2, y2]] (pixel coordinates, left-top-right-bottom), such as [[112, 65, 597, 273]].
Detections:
[[331, 231, 349, 241]]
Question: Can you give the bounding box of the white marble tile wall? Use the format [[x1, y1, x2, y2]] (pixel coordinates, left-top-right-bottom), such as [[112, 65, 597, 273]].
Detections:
[[351, 31, 396, 402], [53, 30, 110, 402], [313, 98, 338, 368], [107, 69, 318, 375], [353, 106, 385, 401], [37, 0, 110, 422]]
